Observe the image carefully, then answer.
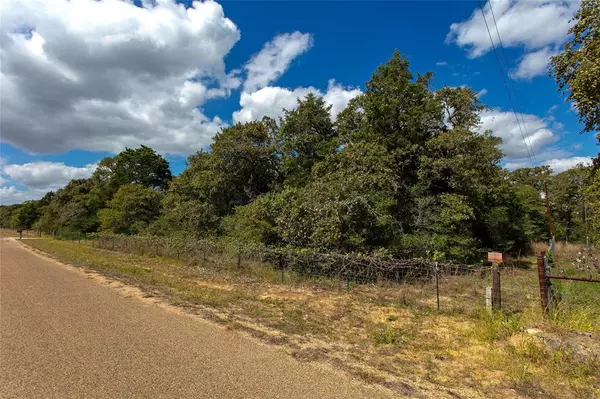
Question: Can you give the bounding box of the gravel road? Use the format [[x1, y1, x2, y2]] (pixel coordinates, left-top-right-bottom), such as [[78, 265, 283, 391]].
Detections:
[[0, 238, 394, 398]]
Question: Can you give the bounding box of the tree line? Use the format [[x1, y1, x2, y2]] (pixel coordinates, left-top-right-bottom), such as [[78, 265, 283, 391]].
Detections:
[[2, 51, 599, 262]]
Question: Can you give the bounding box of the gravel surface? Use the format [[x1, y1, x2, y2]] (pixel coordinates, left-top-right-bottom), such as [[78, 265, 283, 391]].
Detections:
[[0, 238, 394, 398]]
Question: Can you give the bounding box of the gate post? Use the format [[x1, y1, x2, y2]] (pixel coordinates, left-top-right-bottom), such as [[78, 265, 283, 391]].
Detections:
[[536, 252, 550, 315]]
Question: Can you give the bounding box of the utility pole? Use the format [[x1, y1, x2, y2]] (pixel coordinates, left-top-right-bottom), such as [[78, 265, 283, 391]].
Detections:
[[544, 181, 556, 262]]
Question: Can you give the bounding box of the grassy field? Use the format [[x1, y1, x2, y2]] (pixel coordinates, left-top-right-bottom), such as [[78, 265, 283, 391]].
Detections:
[[18, 237, 600, 398]]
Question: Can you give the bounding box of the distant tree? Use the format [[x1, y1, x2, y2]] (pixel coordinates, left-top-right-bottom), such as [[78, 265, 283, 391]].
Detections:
[[550, 0, 600, 139], [211, 121, 279, 204], [548, 165, 591, 242], [228, 142, 399, 252], [584, 168, 600, 244], [11, 201, 39, 230], [98, 184, 162, 235], [53, 179, 103, 233], [0, 205, 21, 228], [93, 146, 172, 194], [509, 166, 552, 191], [277, 93, 337, 186], [161, 120, 279, 237]]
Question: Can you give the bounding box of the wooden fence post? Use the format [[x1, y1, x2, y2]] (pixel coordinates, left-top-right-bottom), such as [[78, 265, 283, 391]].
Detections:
[[536, 252, 550, 315], [492, 265, 501, 311], [435, 262, 440, 312]]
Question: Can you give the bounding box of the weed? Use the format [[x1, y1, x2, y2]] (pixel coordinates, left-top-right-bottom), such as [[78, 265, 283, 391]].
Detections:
[[475, 310, 524, 342], [370, 324, 404, 345]]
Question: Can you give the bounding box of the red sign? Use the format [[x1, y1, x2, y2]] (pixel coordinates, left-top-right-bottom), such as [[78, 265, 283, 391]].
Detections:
[[488, 252, 503, 263]]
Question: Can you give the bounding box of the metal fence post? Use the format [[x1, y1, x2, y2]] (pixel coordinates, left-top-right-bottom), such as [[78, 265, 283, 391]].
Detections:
[[536, 252, 549, 315], [543, 254, 553, 310]]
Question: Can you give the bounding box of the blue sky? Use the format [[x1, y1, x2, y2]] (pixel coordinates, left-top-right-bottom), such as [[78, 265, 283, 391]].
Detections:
[[1, 0, 597, 204]]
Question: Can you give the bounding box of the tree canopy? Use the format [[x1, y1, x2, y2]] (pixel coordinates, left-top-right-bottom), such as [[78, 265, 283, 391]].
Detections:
[[3, 51, 598, 261], [550, 0, 600, 140]]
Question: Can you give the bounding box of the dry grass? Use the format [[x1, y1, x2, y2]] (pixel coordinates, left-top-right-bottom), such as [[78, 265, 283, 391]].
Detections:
[[532, 240, 593, 262], [0, 228, 39, 238], [21, 238, 600, 399]]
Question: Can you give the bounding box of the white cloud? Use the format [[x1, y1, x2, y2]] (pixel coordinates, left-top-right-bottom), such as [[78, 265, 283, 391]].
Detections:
[[233, 31, 359, 124], [0, 186, 50, 205], [446, 0, 577, 58], [243, 31, 313, 93], [477, 88, 488, 97], [546, 157, 593, 173], [233, 80, 361, 124], [0, 0, 240, 155], [322, 80, 363, 119], [436, 61, 448, 66], [2, 161, 97, 189], [510, 46, 557, 80], [505, 156, 592, 173], [480, 108, 558, 159], [446, 0, 577, 80]]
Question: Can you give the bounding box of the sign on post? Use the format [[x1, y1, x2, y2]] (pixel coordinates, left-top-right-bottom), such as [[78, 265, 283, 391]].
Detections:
[[488, 252, 503, 263]]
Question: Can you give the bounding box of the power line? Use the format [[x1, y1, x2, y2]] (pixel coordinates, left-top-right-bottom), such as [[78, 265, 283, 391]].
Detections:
[[483, 0, 556, 243], [476, 0, 536, 167], [487, 0, 539, 166]]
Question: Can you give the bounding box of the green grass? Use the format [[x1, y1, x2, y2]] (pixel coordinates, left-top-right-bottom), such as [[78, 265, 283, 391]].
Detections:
[[370, 324, 406, 345]]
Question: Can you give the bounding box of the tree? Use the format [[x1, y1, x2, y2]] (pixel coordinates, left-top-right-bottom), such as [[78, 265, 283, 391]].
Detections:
[[0, 205, 21, 228], [53, 179, 103, 233], [277, 93, 337, 186], [93, 146, 172, 194], [550, 0, 600, 138], [548, 165, 591, 242], [210, 121, 279, 205], [10, 201, 39, 230], [98, 184, 162, 235], [584, 169, 600, 244], [228, 142, 399, 252], [341, 51, 444, 231]]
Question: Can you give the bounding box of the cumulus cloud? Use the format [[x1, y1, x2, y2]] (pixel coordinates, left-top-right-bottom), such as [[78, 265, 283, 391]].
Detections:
[[233, 80, 361, 124], [0, 186, 53, 205], [446, 0, 576, 58], [506, 156, 592, 173], [479, 108, 558, 159], [546, 157, 593, 173], [446, 0, 577, 79], [510, 46, 557, 80], [0, 0, 240, 155], [243, 31, 313, 92], [2, 161, 97, 189], [233, 31, 360, 124]]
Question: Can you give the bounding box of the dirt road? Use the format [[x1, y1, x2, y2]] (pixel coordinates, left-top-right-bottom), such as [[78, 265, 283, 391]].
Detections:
[[0, 239, 393, 398]]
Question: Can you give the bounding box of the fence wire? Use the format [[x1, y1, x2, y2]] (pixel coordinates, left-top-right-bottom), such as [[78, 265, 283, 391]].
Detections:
[[71, 234, 491, 284]]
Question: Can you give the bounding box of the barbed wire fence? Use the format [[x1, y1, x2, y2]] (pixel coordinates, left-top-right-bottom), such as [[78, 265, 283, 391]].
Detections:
[[58, 232, 498, 312]]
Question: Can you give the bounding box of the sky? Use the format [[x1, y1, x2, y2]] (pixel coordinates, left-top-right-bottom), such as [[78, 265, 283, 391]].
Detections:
[[1, 0, 598, 205]]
